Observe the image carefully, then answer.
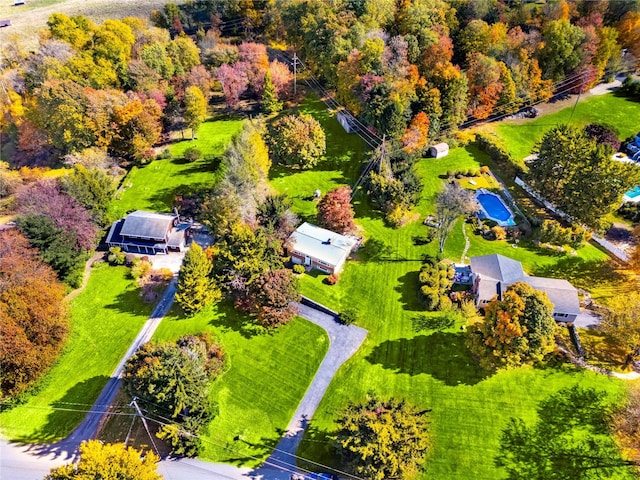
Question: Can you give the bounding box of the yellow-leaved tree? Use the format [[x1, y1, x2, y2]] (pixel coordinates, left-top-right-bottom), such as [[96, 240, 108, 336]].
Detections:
[[45, 441, 162, 480]]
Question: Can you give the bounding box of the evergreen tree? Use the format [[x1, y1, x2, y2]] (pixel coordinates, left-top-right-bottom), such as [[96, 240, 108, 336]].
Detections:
[[175, 243, 220, 315], [261, 70, 282, 113], [335, 395, 430, 480]]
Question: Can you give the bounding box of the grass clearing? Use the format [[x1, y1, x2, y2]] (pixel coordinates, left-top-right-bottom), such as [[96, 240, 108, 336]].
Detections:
[[111, 118, 243, 218], [269, 95, 368, 222], [0, 263, 151, 442], [272, 97, 634, 479], [482, 94, 640, 161], [152, 304, 328, 466]]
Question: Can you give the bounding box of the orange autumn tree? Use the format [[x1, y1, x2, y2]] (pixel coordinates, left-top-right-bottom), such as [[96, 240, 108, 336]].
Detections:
[[0, 230, 69, 397], [466, 282, 557, 370], [401, 112, 430, 154]]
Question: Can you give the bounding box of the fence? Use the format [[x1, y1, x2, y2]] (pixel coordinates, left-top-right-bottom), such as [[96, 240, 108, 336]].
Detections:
[[514, 177, 629, 263]]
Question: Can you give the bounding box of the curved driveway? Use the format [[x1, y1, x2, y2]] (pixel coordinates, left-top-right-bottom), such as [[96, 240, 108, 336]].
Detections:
[[1, 295, 367, 480]]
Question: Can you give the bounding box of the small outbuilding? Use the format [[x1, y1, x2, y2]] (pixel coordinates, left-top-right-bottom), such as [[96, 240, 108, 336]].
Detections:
[[429, 142, 449, 158], [0, 20, 13, 27], [337, 111, 355, 133], [287, 222, 357, 274]]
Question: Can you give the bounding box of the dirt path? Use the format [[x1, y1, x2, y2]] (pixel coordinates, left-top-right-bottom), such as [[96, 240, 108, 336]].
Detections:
[[65, 252, 104, 302]]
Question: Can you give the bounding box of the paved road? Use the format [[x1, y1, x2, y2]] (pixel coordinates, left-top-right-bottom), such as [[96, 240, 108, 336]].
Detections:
[[1, 298, 367, 480], [251, 303, 367, 479], [0, 278, 178, 478]]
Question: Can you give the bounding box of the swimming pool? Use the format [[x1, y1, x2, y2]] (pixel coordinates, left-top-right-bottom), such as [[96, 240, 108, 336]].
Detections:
[[625, 186, 640, 199], [476, 190, 516, 226]]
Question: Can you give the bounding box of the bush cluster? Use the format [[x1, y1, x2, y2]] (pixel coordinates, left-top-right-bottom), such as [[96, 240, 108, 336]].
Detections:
[[618, 202, 640, 223], [539, 220, 591, 248], [418, 256, 455, 311], [476, 134, 524, 176]]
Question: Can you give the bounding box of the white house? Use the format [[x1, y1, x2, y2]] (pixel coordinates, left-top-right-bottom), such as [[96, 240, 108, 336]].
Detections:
[[469, 254, 581, 323], [287, 222, 357, 274]]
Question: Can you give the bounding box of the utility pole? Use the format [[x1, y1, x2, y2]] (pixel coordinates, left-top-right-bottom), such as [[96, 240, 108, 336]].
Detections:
[[378, 134, 387, 174], [130, 397, 160, 455], [292, 52, 299, 96]]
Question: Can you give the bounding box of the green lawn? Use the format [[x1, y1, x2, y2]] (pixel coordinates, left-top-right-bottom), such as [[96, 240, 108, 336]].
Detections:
[[111, 118, 243, 218], [485, 93, 640, 161], [270, 96, 369, 222], [152, 305, 328, 466], [0, 264, 152, 442], [271, 98, 634, 479]]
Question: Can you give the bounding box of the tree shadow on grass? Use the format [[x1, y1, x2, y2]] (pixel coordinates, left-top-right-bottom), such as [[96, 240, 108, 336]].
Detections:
[[532, 257, 628, 292], [395, 271, 424, 312], [496, 385, 637, 478], [9, 375, 110, 448], [103, 284, 153, 317], [206, 301, 267, 339], [366, 333, 490, 386]]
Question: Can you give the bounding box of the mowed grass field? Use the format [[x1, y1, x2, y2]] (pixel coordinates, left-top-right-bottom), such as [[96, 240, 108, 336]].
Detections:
[[0, 0, 184, 49], [271, 96, 635, 479], [0, 264, 151, 442], [152, 305, 328, 466], [111, 118, 243, 218], [482, 93, 640, 162]]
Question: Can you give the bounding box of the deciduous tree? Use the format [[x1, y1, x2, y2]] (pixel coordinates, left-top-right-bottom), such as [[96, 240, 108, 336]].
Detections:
[[528, 125, 640, 229], [466, 282, 557, 370], [14, 179, 99, 251], [60, 165, 116, 226], [183, 85, 207, 139], [600, 291, 640, 369], [334, 395, 430, 480], [45, 441, 161, 480], [268, 113, 326, 169], [249, 269, 300, 328], [538, 19, 585, 81], [317, 186, 356, 234], [0, 230, 68, 398], [435, 182, 478, 253], [216, 63, 248, 108]]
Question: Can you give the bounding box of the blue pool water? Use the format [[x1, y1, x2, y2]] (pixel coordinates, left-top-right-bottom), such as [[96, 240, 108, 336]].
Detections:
[[477, 193, 515, 224], [626, 186, 640, 199]]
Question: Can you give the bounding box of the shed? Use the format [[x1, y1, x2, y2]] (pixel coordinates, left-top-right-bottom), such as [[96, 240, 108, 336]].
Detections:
[[13, 1, 25, 5], [0, 20, 12, 27], [337, 111, 354, 134], [429, 142, 449, 158]]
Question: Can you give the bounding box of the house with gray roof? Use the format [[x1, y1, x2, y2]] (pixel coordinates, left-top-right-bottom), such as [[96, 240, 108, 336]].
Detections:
[[287, 222, 358, 274], [469, 254, 581, 323], [106, 210, 189, 254]]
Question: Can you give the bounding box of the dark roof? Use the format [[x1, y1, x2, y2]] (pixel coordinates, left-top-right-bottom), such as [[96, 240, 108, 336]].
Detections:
[[470, 254, 524, 283], [119, 211, 176, 240]]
